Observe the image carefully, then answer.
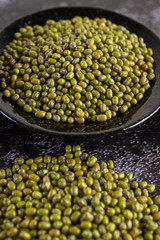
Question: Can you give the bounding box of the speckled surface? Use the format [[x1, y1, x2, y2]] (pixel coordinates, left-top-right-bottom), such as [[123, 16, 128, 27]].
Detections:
[[0, 0, 160, 196]]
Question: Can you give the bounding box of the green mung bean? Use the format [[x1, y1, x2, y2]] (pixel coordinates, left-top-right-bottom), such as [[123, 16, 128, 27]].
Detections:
[[0, 146, 160, 239], [0, 17, 155, 123]]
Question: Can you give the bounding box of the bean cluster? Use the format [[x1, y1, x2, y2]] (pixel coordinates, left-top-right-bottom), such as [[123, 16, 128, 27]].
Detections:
[[0, 145, 160, 240], [0, 17, 155, 123]]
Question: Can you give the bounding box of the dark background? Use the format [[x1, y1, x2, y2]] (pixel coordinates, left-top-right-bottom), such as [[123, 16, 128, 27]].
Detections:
[[0, 0, 160, 195]]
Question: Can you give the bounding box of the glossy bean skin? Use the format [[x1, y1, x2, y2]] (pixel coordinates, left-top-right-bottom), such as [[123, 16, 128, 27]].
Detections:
[[0, 145, 160, 240], [0, 17, 154, 123]]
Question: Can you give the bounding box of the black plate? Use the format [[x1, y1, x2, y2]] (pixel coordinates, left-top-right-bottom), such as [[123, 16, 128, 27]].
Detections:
[[0, 7, 160, 137]]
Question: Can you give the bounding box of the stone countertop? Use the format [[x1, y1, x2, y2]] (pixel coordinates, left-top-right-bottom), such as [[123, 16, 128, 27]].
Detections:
[[0, 0, 160, 195]]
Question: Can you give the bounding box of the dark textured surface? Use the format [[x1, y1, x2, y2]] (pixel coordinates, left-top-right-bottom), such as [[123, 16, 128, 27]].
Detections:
[[0, 0, 160, 195]]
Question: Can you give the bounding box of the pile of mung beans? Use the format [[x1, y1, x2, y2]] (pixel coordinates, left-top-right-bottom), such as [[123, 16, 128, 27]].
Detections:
[[0, 145, 160, 240], [0, 17, 155, 123]]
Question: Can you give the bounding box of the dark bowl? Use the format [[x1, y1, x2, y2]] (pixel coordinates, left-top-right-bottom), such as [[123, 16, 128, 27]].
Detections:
[[0, 7, 160, 137]]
